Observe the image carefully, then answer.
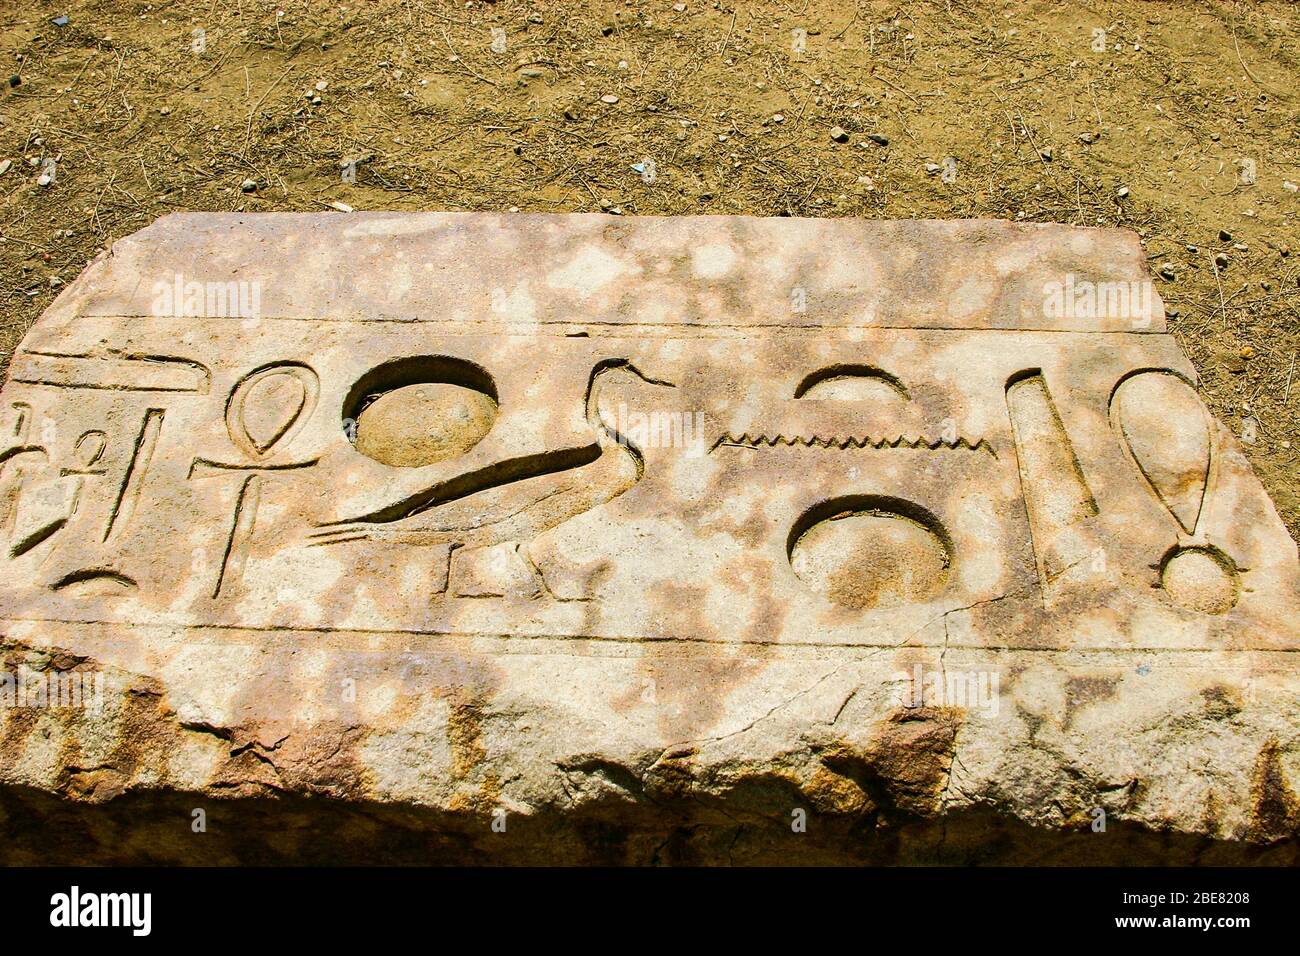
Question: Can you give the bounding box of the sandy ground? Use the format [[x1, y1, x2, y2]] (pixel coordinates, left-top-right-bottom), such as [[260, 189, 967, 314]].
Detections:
[[1, 0, 1297, 536]]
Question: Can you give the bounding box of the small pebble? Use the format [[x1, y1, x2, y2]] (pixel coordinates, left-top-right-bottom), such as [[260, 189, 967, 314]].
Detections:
[[1219, 229, 1232, 242], [866, 133, 889, 146], [1221, 351, 1247, 374], [1159, 263, 1177, 280], [240, 178, 257, 193], [1214, 252, 1230, 269], [1117, 186, 1129, 198], [600, 94, 619, 104], [829, 126, 848, 143]]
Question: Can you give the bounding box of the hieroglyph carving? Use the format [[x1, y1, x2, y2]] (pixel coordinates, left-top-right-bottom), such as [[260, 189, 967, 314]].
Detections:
[[0, 214, 1293, 651]]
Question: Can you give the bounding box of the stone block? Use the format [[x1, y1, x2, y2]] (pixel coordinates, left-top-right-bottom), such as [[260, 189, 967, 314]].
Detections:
[[0, 213, 1296, 863]]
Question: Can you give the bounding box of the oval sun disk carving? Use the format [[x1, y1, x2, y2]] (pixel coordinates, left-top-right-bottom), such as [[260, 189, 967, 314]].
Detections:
[[788, 498, 951, 610]]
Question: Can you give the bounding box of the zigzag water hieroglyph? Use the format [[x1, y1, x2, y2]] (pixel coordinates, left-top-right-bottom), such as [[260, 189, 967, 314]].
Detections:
[[710, 432, 997, 457]]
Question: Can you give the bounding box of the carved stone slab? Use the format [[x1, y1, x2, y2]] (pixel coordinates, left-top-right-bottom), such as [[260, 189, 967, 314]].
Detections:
[[1, 214, 1297, 864]]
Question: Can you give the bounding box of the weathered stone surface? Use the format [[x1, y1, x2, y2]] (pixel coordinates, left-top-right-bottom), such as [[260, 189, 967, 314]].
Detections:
[[1, 213, 1297, 864]]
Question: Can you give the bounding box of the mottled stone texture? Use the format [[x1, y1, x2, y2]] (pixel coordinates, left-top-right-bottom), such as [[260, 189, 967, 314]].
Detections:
[[1, 213, 1297, 865]]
